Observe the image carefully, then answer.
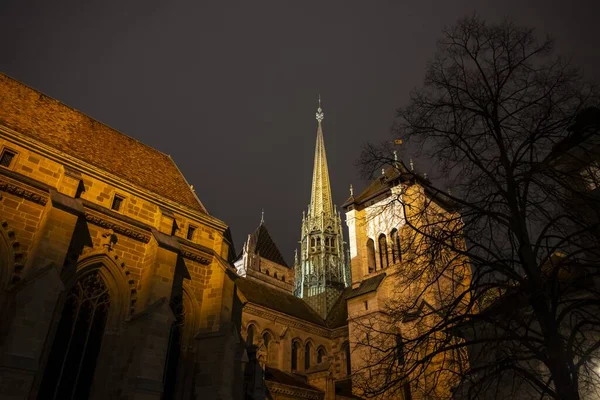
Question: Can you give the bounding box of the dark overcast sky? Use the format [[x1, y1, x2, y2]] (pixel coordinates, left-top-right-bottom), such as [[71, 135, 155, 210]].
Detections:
[[1, 0, 599, 264]]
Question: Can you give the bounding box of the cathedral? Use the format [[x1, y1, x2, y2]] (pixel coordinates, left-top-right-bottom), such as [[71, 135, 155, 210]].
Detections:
[[0, 73, 468, 400]]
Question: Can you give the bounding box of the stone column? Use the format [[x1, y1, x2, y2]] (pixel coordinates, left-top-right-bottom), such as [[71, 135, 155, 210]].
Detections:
[[118, 229, 180, 400]]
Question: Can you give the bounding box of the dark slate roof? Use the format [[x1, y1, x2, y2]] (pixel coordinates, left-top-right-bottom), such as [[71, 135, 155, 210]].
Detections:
[[0, 73, 206, 213], [250, 223, 289, 267], [234, 276, 326, 326], [346, 273, 386, 300], [325, 287, 352, 328], [344, 162, 457, 212], [265, 367, 323, 392]]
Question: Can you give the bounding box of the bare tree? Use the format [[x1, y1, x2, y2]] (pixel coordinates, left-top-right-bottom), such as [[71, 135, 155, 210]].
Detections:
[[355, 16, 600, 399]]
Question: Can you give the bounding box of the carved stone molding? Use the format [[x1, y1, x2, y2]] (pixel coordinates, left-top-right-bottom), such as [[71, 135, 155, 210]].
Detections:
[[244, 304, 333, 338], [266, 382, 323, 399], [180, 249, 210, 265], [0, 220, 27, 285], [84, 213, 151, 243], [0, 180, 48, 205]]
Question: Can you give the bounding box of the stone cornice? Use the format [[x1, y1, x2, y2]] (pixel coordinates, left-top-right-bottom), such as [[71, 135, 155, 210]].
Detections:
[[84, 208, 151, 243], [0, 170, 49, 205], [0, 180, 48, 205], [244, 304, 333, 338], [265, 381, 323, 399], [180, 248, 211, 265], [0, 124, 228, 232]]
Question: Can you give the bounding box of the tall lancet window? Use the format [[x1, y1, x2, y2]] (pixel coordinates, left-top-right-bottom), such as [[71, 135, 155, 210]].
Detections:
[[291, 341, 301, 370], [367, 239, 376, 273], [379, 234, 389, 269], [163, 294, 185, 400], [38, 270, 110, 400], [305, 342, 313, 369], [390, 229, 400, 264]]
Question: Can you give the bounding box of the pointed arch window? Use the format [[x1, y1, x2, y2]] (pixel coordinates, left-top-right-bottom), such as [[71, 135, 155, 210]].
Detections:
[[291, 341, 301, 371], [390, 229, 400, 264], [343, 342, 351, 376], [37, 270, 110, 400], [262, 332, 271, 348], [247, 324, 256, 345], [305, 342, 313, 369], [317, 347, 327, 364], [367, 239, 376, 273], [378, 234, 389, 269]]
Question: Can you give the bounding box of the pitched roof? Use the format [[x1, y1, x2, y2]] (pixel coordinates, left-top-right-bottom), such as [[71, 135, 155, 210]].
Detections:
[[235, 276, 326, 326], [0, 73, 206, 213], [346, 273, 386, 300], [344, 162, 457, 212], [325, 287, 351, 328], [265, 367, 323, 393], [247, 223, 289, 267]]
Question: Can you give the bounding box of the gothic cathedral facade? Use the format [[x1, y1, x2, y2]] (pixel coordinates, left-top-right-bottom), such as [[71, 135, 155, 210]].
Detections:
[[0, 73, 469, 400]]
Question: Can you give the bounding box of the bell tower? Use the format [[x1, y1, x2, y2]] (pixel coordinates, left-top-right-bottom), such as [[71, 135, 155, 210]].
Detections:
[[294, 97, 350, 318]]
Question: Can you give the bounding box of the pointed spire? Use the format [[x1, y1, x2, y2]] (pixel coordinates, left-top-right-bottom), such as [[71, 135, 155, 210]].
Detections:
[[260, 208, 264, 225], [409, 159, 414, 171], [349, 184, 354, 197], [309, 96, 334, 218]]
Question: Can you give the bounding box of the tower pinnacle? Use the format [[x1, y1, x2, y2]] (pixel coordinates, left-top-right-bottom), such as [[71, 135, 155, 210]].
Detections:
[[316, 95, 324, 123], [296, 98, 350, 318]]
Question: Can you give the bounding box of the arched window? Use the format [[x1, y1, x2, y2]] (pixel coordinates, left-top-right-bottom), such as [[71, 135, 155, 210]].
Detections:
[[305, 342, 313, 369], [38, 270, 110, 400], [274, 272, 278, 279], [265, 270, 270, 276], [367, 239, 376, 273], [316, 237, 321, 248], [331, 238, 335, 248], [390, 229, 399, 264], [311, 237, 315, 248], [163, 294, 185, 400], [317, 347, 327, 364], [262, 331, 271, 348], [378, 234, 389, 269], [325, 237, 330, 246], [247, 324, 256, 345], [282, 275, 285, 282], [343, 342, 351, 376], [291, 341, 301, 370]]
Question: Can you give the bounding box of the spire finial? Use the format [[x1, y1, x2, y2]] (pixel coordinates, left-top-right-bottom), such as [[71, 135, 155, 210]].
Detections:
[[393, 150, 398, 161], [349, 184, 354, 196], [261, 208, 264, 224], [316, 94, 324, 123], [409, 159, 414, 171]]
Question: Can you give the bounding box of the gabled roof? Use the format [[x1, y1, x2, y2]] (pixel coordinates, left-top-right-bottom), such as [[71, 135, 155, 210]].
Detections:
[[265, 366, 323, 393], [245, 223, 289, 267], [346, 273, 386, 300], [325, 287, 352, 328], [0, 73, 206, 213], [235, 276, 326, 326]]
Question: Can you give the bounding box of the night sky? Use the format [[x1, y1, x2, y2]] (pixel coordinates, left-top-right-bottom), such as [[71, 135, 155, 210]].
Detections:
[[2, 0, 599, 264]]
